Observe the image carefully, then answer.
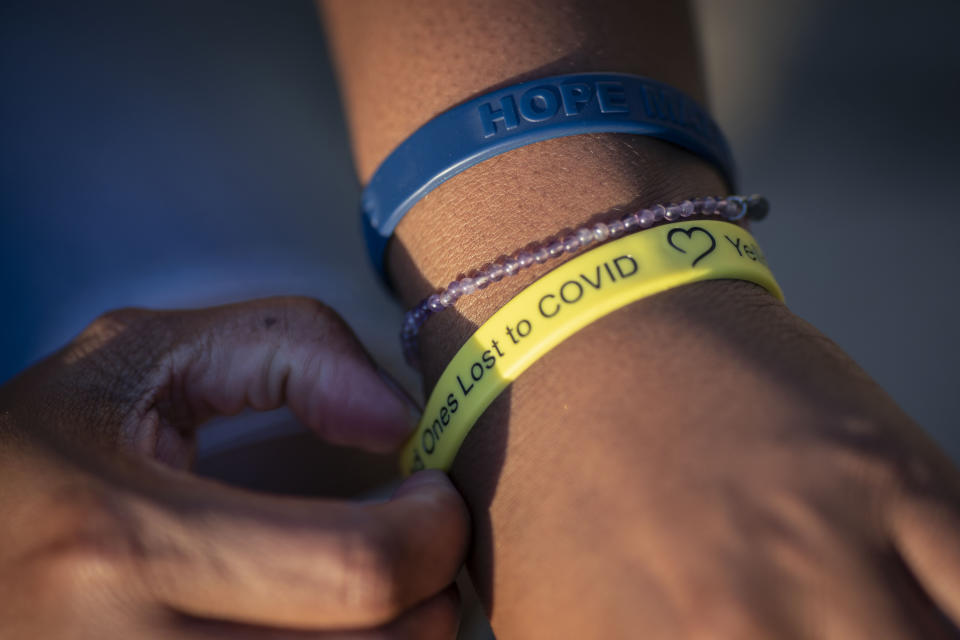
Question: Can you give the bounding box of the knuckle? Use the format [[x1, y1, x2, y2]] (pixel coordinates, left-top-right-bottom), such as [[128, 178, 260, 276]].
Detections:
[[81, 308, 151, 342], [37, 483, 140, 591], [281, 297, 352, 338], [824, 417, 908, 491], [70, 307, 166, 371]]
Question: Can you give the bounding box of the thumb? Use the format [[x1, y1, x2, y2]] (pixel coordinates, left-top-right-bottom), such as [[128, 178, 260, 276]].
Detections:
[[129, 464, 469, 630]]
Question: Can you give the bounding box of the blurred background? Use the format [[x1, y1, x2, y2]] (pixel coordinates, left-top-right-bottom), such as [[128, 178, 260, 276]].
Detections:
[[1, 1, 958, 635]]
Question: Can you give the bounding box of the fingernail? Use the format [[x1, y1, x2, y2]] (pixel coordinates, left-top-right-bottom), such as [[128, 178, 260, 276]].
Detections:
[[377, 366, 422, 428], [392, 469, 451, 498]]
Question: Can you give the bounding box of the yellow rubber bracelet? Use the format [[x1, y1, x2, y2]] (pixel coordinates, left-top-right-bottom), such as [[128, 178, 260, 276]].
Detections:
[[401, 220, 784, 475]]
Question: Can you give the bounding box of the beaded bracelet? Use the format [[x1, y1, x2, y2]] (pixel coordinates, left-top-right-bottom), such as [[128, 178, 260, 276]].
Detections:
[[401, 194, 769, 367], [400, 219, 783, 474]]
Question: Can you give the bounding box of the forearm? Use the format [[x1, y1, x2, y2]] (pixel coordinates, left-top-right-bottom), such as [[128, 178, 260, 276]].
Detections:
[[319, 1, 927, 636], [320, 0, 725, 387]]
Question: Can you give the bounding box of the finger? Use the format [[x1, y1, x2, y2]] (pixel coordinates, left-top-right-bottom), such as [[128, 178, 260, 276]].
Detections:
[[890, 493, 960, 626], [791, 542, 960, 640], [170, 586, 460, 640], [131, 468, 469, 630], [135, 297, 419, 454]]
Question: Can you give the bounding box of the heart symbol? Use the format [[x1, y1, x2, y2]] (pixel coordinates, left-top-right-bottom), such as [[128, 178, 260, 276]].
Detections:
[[667, 226, 716, 267]]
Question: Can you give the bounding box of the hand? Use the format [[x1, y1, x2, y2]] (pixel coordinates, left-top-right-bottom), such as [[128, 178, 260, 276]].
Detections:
[[0, 297, 469, 639], [451, 283, 960, 638]]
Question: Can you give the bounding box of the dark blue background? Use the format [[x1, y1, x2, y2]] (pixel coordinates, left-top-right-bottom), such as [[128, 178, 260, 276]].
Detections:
[[2, 0, 958, 463]]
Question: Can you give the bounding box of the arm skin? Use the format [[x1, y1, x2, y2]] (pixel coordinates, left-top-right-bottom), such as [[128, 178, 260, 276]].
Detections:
[[320, 1, 960, 637]]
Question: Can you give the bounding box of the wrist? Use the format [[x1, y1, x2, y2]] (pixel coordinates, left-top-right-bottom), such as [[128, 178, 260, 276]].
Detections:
[[386, 133, 728, 379]]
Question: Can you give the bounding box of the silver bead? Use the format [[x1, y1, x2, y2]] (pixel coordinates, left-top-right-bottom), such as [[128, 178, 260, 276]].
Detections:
[[576, 227, 594, 246], [517, 251, 535, 268], [548, 240, 565, 257], [503, 257, 520, 275], [563, 235, 581, 252], [608, 219, 625, 237], [534, 247, 550, 263], [592, 222, 610, 241]]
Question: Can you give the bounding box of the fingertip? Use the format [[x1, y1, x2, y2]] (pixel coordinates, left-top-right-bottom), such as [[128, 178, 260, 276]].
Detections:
[[391, 470, 471, 549], [300, 356, 421, 453], [392, 469, 455, 499]]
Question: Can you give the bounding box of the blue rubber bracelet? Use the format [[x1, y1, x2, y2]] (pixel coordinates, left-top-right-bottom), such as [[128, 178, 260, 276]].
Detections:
[[361, 72, 736, 279]]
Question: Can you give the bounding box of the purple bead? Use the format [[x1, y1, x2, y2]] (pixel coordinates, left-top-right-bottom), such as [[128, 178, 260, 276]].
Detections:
[[563, 235, 581, 252], [607, 219, 625, 237], [680, 200, 695, 217], [622, 214, 640, 230], [503, 257, 520, 275], [474, 273, 490, 289], [534, 247, 550, 263], [651, 204, 666, 222], [547, 240, 565, 257], [517, 251, 535, 268], [488, 263, 505, 282], [439, 290, 454, 307], [714, 199, 727, 215], [664, 205, 682, 221], [639, 210, 655, 227], [426, 294, 443, 312], [702, 196, 717, 214], [459, 277, 476, 296], [592, 222, 610, 241], [724, 199, 741, 218], [576, 227, 594, 246]]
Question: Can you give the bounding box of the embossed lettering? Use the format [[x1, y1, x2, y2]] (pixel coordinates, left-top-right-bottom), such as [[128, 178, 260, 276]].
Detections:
[[559, 82, 592, 115], [597, 81, 628, 113], [519, 86, 560, 122], [478, 95, 519, 137]]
